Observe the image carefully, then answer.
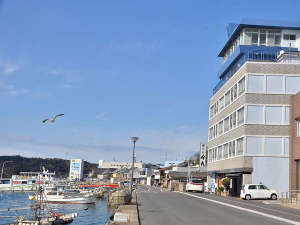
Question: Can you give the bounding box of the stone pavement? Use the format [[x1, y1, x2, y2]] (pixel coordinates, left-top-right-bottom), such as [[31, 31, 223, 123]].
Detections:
[[109, 191, 140, 225]]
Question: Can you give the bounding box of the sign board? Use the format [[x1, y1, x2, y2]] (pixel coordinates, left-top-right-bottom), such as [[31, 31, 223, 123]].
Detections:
[[200, 143, 207, 167]]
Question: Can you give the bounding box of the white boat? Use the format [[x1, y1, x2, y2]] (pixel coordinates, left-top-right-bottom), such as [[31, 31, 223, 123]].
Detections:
[[34, 186, 96, 204], [0, 167, 55, 191]]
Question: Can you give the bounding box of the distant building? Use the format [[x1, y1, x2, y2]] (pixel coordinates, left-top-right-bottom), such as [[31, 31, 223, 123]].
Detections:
[[290, 92, 300, 190], [164, 161, 183, 167], [207, 20, 300, 196], [69, 159, 84, 181], [98, 160, 143, 169]]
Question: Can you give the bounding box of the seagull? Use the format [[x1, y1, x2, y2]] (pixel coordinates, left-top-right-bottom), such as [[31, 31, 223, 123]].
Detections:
[[42, 114, 64, 123]]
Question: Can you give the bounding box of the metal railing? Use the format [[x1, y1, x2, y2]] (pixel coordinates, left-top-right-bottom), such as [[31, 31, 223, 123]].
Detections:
[[213, 51, 278, 95], [280, 190, 300, 205]]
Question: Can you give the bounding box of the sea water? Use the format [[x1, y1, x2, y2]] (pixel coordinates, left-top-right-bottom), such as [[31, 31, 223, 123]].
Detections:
[[0, 192, 112, 225]]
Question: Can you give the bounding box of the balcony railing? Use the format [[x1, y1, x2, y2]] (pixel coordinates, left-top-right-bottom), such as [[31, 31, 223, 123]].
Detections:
[[213, 51, 278, 95]]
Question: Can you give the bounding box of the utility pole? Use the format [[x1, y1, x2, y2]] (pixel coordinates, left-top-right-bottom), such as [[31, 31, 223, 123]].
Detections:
[[130, 137, 139, 194]]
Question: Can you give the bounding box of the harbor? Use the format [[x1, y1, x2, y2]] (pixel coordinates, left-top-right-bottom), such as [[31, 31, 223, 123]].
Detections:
[[0, 191, 111, 225]]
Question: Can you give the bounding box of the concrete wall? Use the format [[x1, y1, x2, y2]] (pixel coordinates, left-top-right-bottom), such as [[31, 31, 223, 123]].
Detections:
[[207, 156, 252, 172], [242, 174, 252, 184], [252, 156, 289, 194]]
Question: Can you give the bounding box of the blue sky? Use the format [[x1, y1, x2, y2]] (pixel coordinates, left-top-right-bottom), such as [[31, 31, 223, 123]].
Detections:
[[1, 0, 300, 163]]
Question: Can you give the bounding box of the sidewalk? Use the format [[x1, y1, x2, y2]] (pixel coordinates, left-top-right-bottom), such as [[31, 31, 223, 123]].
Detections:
[[109, 191, 140, 225]]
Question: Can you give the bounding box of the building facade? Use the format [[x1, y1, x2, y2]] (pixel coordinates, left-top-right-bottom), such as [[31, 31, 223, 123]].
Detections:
[[69, 159, 84, 181], [290, 92, 300, 191], [207, 21, 300, 196], [98, 160, 143, 169]]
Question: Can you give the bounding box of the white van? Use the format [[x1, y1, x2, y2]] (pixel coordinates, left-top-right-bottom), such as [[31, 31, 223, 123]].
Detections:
[[186, 179, 204, 192], [240, 184, 278, 200]]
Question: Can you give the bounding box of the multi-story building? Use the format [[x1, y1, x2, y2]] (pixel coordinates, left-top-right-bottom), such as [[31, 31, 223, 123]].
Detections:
[[207, 20, 300, 196]]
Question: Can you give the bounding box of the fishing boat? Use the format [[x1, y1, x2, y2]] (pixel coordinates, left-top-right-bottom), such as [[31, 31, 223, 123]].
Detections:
[[32, 186, 96, 204], [0, 167, 55, 191], [9, 212, 77, 225]]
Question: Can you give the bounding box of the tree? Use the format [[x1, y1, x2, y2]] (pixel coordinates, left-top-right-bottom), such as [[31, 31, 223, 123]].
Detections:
[[222, 177, 230, 191]]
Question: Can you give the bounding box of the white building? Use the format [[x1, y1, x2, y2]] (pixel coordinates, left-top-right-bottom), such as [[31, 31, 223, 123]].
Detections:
[[98, 160, 143, 169], [69, 159, 84, 181], [207, 20, 300, 196]]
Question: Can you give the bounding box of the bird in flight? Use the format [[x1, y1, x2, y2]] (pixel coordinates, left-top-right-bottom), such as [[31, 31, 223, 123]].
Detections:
[[42, 114, 64, 123]]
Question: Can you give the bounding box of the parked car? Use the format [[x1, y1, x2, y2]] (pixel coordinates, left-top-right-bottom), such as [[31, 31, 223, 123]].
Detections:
[[240, 184, 278, 200], [186, 179, 204, 192]]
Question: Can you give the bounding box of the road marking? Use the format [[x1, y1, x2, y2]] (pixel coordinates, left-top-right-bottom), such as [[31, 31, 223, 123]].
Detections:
[[176, 192, 300, 225], [196, 193, 300, 219]]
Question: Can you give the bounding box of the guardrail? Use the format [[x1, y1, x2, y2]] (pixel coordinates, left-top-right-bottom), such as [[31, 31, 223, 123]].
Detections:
[[280, 190, 300, 204]]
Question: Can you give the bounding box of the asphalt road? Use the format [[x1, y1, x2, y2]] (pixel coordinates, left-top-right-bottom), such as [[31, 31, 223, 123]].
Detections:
[[137, 186, 300, 225]]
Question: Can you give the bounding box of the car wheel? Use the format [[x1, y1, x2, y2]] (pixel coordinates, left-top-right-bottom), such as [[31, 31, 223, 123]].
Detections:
[[245, 194, 251, 200], [271, 194, 277, 200]]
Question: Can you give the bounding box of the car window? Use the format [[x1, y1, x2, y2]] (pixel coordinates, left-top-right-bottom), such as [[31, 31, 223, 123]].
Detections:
[[263, 185, 269, 190], [192, 180, 202, 183], [248, 185, 256, 190], [258, 185, 265, 189]]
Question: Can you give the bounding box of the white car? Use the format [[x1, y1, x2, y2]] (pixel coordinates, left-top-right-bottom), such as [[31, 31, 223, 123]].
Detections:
[[240, 184, 278, 200], [186, 179, 204, 192]]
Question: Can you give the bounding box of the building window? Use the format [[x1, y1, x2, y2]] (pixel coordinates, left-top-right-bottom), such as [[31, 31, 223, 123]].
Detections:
[[283, 34, 296, 41], [238, 77, 245, 96], [284, 137, 289, 156], [223, 143, 229, 159], [233, 84, 237, 100], [266, 106, 283, 124], [286, 76, 300, 94], [210, 106, 214, 118], [208, 149, 212, 163], [232, 141, 236, 157], [236, 137, 244, 156], [213, 148, 217, 162], [247, 105, 264, 124], [259, 30, 266, 45], [267, 31, 275, 45], [247, 75, 265, 93], [225, 91, 230, 107], [237, 107, 244, 125], [218, 121, 224, 135], [244, 28, 259, 45], [232, 112, 237, 128], [265, 137, 282, 155], [224, 117, 230, 132], [209, 127, 213, 140], [297, 120, 300, 137], [217, 146, 222, 160], [284, 106, 290, 124], [266, 75, 284, 94], [219, 97, 224, 111], [246, 136, 263, 155]]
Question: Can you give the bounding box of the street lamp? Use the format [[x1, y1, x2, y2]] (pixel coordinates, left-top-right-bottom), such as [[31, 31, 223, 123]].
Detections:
[[130, 137, 139, 194], [1, 161, 13, 179]]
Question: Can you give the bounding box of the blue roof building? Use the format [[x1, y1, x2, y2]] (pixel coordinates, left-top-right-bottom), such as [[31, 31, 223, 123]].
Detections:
[[214, 20, 300, 94]]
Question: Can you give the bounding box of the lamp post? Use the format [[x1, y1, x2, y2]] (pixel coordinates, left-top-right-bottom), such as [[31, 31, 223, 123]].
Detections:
[[1, 161, 13, 179], [130, 137, 139, 194]]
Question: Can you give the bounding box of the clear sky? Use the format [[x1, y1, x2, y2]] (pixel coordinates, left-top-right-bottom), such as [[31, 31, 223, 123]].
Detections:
[[0, 0, 300, 163]]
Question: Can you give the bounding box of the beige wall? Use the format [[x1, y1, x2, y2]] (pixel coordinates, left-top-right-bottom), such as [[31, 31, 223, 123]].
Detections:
[[207, 156, 252, 172]]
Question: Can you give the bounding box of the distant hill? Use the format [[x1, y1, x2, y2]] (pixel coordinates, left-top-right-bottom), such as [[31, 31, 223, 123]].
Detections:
[[0, 155, 99, 179]]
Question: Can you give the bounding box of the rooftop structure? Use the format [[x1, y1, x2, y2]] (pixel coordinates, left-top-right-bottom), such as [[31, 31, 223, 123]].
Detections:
[[213, 20, 300, 94]]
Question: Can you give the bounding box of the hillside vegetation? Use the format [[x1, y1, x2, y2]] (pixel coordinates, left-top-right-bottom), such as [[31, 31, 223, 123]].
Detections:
[[0, 155, 98, 178]]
